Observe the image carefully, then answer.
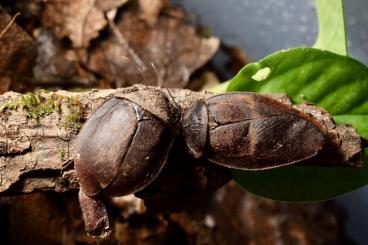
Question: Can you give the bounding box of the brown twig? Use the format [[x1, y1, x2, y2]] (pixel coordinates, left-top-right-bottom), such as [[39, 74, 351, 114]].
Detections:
[[106, 14, 147, 72], [0, 12, 20, 39]]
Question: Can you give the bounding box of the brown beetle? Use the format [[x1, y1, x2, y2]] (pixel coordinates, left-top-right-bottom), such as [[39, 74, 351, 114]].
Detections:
[[182, 92, 325, 170], [75, 90, 178, 237], [75, 90, 325, 238]]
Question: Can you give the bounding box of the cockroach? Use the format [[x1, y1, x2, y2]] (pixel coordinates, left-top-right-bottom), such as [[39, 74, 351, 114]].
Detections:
[[74, 90, 325, 237], [182, 92, 325, 170]]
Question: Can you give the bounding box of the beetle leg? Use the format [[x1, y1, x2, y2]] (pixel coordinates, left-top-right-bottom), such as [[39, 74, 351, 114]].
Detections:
[[78, 189, 111, 238]]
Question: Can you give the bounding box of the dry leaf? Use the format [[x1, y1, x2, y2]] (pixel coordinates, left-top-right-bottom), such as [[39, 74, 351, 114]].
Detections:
[[138, 0, 168, 25], [96, 0, 129, 11], [223, 45, 249, 74], [33, 30, 96, 86], [0, 8, 36, 94], [88, 8, 220, 88], [42, 0, 128, 48]]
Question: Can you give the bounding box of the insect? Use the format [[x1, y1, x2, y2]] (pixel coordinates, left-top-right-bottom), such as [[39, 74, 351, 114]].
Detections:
[[74, 89, 325, 237], [182, 92, 325, 170], [75, 89, 179, 237]]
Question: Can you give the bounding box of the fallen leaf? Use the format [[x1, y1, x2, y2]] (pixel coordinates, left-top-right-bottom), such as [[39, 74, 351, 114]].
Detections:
[[33, 30, 96, 87], [88, 7, 220, 88], [223, 45, 249, 74], [42, 0, 128, 48], [137, 0, 168, 25], [0, 8, 36, 94], [95, 0, 129, 11]]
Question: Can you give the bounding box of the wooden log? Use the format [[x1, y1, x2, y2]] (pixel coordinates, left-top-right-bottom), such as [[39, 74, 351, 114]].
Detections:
[[0, 85, 363, 194]]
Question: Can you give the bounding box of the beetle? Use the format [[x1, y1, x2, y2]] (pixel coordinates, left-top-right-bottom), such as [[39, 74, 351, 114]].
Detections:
[[182, 92, 325, 170], [75, 89, 179, 237], [75, 90, 325, 238]]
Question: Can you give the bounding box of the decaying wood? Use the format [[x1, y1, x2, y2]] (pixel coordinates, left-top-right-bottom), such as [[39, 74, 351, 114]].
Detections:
[[0, 85, 363, 195]]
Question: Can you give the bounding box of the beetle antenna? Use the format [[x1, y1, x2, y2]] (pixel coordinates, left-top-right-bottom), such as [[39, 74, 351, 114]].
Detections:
[[136, 64, 148, 85], [150, 62, 181, 110]]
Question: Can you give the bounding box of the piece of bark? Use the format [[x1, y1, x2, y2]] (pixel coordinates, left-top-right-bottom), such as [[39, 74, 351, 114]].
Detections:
[[0, 85, 363, 194], [87, 7, 220, 88], [295, 103, 363, 166], [0, 8, 36, 94]]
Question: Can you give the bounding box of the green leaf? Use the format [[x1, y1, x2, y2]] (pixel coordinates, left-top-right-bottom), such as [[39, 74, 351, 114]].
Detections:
[[227, 48, 368, 115], [228, 47, 368, 202], [233, 155, 368, 202], [314, 0, 347, 55]]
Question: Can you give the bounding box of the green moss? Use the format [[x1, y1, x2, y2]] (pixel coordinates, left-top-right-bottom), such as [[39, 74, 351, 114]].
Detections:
[[61, 96, 83, 130], [0, 91, 63, 120], [59, 147, 66, 161], [0, 100, 18, 112], [0, 91, 84, 130], [21, 92, 63, 120]]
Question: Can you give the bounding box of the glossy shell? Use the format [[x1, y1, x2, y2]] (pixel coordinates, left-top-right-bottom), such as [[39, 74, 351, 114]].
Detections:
[[182, 93, 325, 170], [75, 98, 173, 197]]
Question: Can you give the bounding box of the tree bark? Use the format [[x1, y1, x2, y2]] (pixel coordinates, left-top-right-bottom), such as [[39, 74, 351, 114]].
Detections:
[[0, 85, 363, 194]]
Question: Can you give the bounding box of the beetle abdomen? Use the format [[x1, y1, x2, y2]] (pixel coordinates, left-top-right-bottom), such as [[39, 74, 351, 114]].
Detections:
[[75, 98, 173, 197], [205, 93, 325, 170]]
